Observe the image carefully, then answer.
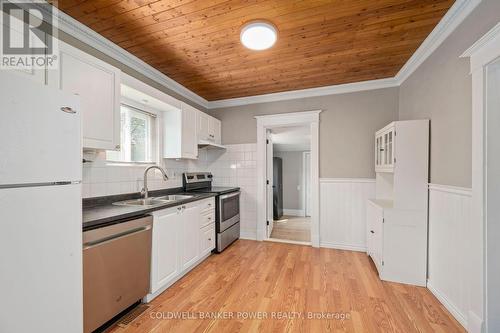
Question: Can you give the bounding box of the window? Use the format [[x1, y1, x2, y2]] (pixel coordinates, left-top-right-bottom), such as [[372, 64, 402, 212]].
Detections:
[[106, 104, 157, 163]]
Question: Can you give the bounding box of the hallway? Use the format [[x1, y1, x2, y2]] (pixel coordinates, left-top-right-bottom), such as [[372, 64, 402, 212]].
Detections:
[[270, 215, 311, 242]]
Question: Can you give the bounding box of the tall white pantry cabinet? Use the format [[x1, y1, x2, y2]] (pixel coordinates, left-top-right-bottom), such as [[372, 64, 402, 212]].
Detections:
[[366, 120, 429, 286]]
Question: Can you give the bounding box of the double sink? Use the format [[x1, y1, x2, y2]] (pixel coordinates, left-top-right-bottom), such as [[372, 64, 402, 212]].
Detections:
[[112, 194, 194, 208]]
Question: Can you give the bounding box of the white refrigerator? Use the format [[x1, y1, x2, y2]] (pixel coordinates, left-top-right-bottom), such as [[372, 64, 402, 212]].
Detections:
[[0, 73, 83, 333]]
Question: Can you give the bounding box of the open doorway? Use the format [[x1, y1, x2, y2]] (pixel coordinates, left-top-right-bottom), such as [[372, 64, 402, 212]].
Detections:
[[256, 111, 320, 247], [267, 125, 311, 243]]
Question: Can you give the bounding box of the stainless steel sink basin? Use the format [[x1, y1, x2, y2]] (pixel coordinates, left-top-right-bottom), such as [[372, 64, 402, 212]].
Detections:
[[154, 194, 194, 201], [112, 198, 172, 207]]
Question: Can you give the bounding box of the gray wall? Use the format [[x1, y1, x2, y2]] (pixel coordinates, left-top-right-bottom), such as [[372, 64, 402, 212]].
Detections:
[[208, 88, 399, 179], [274, 151, 307, 211], [398, 0, 500, 188]]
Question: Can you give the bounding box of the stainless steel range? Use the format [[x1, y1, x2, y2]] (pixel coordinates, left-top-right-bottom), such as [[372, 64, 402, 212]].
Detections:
[[183, 172, 240, 252]]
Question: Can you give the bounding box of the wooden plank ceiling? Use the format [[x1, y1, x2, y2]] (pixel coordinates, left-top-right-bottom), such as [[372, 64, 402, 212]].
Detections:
[[55, 0, 454, 101]]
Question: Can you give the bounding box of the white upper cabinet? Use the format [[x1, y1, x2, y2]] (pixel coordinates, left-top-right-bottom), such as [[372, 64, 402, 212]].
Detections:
[[181, 103, 198, 158], [197, 111, 221, 144], [210, 117, 222, 144], [197, 111, 210, 142], [48, 42, 121, 150], [375, 122, 395, 173], [163, 102, 198, 159]]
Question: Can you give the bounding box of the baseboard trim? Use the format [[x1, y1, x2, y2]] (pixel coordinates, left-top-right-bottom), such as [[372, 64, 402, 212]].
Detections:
[[282, 209, 305, 216], [427, 281, 467, 329], [320, 242, 366, 252], [467, 311, 483, 333], [320, 178, 376, 183]]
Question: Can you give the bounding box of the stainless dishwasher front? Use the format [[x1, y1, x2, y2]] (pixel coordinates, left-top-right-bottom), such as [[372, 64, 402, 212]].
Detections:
[[83, 215, 152, 333]]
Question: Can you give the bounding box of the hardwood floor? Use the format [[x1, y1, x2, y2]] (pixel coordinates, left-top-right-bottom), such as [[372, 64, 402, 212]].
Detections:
[[271, 216, 311, 242], [108, 240, 465, 333]]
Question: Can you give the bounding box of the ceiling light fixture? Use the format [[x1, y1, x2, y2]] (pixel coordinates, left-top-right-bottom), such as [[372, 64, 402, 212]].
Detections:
[[240, 21, 278, 51]]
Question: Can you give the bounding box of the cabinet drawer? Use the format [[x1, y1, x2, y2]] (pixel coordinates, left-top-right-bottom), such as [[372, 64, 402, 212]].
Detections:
[[200, 224, 215, 256], [199, 198, 215, 213], [200, 211, 215, 228]]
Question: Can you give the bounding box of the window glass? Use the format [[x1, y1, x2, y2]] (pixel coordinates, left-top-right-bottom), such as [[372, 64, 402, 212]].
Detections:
[[106, 105, 156, 163]]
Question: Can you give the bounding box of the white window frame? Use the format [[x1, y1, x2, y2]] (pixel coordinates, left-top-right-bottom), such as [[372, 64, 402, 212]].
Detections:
[[106, 97, 160, 165]]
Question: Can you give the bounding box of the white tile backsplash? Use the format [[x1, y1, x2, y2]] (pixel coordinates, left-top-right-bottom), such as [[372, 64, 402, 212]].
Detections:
[[207, 143, 257, 236], [82, 144, 258, 237]]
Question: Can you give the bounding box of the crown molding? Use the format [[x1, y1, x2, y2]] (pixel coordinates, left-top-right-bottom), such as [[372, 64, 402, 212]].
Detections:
[[394, 0, 482, 84], [209, 78, 399, 109], [30, 2, 210, 109], [33, 0, 480, 110]]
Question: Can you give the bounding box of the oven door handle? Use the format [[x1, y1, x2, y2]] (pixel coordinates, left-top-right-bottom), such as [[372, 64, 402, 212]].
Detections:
[[220, 191, 240, 200]]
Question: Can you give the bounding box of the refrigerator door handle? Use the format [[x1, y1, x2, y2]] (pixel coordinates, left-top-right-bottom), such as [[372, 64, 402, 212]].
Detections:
[[0, 181, 80, 189]]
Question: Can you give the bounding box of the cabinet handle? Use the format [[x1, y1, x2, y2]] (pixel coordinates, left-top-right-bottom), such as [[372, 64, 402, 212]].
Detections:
[[208, 238, 212, 241], [208, 217, 212, 220], [60, 106, 76, 114], [115, 144, 121, 149], [370, 230, 374, 234], [208, 203, 212, 206], [379, 148, 384, 151]]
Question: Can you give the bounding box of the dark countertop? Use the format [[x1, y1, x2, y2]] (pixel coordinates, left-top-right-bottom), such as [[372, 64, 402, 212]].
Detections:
[[83, 187, 216, 230]]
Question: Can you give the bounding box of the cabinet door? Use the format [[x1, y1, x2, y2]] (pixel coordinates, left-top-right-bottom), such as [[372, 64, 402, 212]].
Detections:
[[181, 103, 198, 159], [372, 208, 384, 272], [197, 111, 210, 141], [48, 42, 120, 150], [208, 116, 221, 143], [151, 207, 181, 293], [366, 203, 375, 256], [213, 118, 222, 144], [200, 224, 215, 257], [180, 204, 200, 271], [386, 129, 394, 168]]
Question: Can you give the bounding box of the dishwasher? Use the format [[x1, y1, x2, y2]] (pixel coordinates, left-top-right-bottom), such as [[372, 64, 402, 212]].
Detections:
[[83, 215, 152, 333]]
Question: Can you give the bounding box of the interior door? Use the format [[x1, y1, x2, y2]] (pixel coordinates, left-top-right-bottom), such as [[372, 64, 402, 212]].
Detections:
[[266, 130, 274, 237], [304, 152, 311, 217]]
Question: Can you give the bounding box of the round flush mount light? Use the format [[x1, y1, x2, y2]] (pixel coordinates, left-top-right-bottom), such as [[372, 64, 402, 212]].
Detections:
[[240, 21, 278, 51]]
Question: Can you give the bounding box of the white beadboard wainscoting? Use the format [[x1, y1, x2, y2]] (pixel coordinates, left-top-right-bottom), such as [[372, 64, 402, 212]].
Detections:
[[319, 178, 376, 251], [427, 184, 476, 331]]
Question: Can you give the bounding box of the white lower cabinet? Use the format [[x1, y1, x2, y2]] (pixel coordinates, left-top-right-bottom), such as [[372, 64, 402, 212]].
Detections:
[[200, 224, 216, 257], [147, 198, 215, 301], [366, 199, 427, 286], [180, 204, 200, 271], [151, 206, 181, 293]]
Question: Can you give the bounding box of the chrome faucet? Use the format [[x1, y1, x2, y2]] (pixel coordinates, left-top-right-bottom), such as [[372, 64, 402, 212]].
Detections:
[[141, 166, 169, 199]]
